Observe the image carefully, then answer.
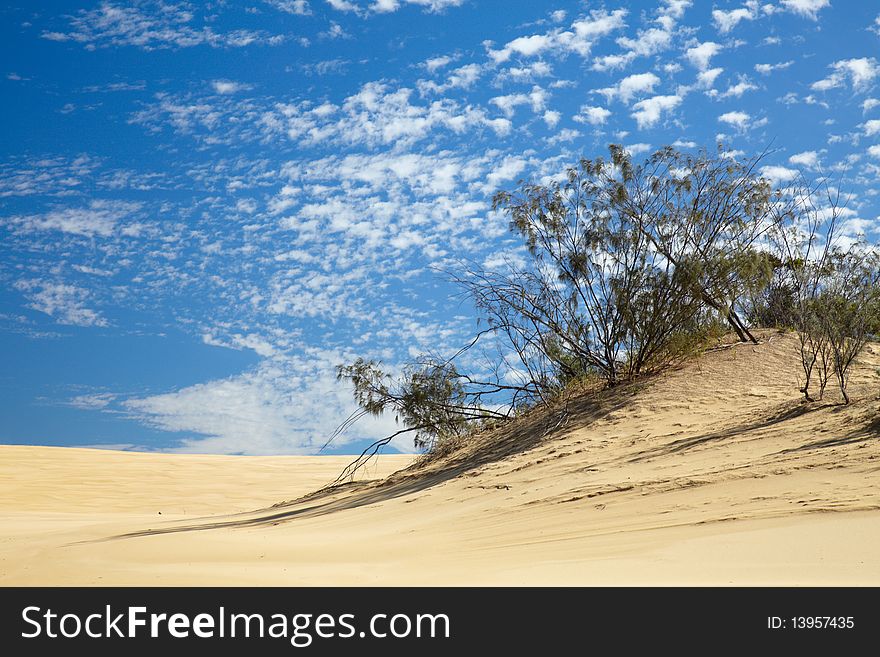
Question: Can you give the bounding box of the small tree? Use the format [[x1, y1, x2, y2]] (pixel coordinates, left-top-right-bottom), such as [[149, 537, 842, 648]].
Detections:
[[473, 144, 776, 391], [336, 357, 510, 453], [813, 249, 880, 403], [768, 176, 880, 403]]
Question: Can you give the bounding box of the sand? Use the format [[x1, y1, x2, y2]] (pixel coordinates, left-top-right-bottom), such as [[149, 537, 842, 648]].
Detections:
[[2, 331, 879, 585]]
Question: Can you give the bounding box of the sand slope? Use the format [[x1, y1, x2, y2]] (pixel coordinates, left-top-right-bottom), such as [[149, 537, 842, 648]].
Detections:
[[2, 331, 879, 585]]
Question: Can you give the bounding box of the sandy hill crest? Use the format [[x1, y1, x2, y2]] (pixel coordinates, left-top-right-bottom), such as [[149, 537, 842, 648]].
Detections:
[[231, 329, 880, 530]]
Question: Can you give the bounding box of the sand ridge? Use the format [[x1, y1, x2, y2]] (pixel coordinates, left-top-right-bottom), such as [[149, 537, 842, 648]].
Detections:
[[2, 331, 879, 585]]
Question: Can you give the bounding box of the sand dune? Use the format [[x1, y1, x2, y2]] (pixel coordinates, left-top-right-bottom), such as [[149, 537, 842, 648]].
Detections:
[[2, 331, 879, 585]]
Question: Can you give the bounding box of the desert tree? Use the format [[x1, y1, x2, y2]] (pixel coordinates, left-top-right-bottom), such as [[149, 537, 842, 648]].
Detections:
[[812, 248, 880, 403], [470, 144, 777, 389], [597, 144, 782, 344], [334, 354, 514, 467], [767, 175, 880, 403]]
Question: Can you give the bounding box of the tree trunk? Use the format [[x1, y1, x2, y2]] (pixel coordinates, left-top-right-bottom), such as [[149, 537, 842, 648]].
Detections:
[[698, 291, 758, 344], [726, 307, 758, 344]]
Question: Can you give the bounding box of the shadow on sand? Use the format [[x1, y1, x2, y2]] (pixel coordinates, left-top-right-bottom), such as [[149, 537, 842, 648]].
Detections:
[[95, 381, 646, 543]]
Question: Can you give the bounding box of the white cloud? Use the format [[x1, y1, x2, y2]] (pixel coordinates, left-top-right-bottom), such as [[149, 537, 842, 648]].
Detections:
[[685, 41, 721, 71], [596, 72, 660, 104], [697, 67, 724, 89], [760, 165, 799, 185], [661, 0, 692, 20], [123, 355, 404, 455], [718, 110, 751, 129], [14, 280, 109, 327], [203, 332, 278, 358], [596, 0, 689, 72], [266, 0, 312, 14], [0, 155, 101, 198], [631, 95, 681, 129], [494, 61, 553, 84], [488, 9, 627, 63], [546, 128, 582, 145], [490, 93, 529, 117], [211, 80, 250, 95], [868, 144, 880, 159], [812, 58, 880, 93], [863, 119, 880, 136], [755, 61, 793, 75], [780, 0, 830, 20], [321, 22, 350, 39], [4, 200, 141, 237], [574, 105, 612, 125], [863, 98, 880, 113], [623, 142, 652, 156], [719, 77, 758, 98], [418, 63, 482, 94], [489, 86, 547, 118], [43, 2, 276, 50], [326, 0, 360, 12], [600, 29, 668, 71], [712, 3, 758, 33], [484, 156, 528, 190], [68, 392, 117, 409], [423, 55, 453, 72], [258, 81, 513, 148], [542, 110, 561, 128], [372, 0, 466, 12], [789, 150, 819, 168]]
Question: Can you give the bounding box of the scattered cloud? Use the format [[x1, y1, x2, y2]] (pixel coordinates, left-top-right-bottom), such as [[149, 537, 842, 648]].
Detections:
[[760, 164, 799, 185], [574, 105, 612, 125], [418, 63, 483, 94], [423, 55, 454, 73], [68, 392, 117, 409], [631, 94, 682, 129], [812, 58, 880, 93], [596, 72, 660, 104], [863, 119, 880, 136], [685, 41, 721, 71], [488, 9, 627, 63], [593, 0, 690, 72], [123, 356, 403, 454], [718, 77, 758, 98], [712, 2, 758, 34], [211, 80, 251, 95], [789, 150, 820, 168], [0, 155, 100, 198], [779, 0, 830, 21], [697, 67, 724, 90], [42, 2, 278, 50], [259, 82, 513, 149], [327, 0, 466, 15], [3, 200, 142, 237], [13, 280, 109, 327], [755, 61, 793, 75], [718, 110, 753, 130]]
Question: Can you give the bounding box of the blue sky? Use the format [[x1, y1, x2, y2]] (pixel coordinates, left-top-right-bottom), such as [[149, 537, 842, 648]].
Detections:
[[1, 0, 878, 454]]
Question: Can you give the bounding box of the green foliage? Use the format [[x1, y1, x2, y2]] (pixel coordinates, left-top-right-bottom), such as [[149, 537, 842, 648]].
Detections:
[[484, 143, 774, 389], [767, 183, 880, 404], [336, 358, 504, 450]]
